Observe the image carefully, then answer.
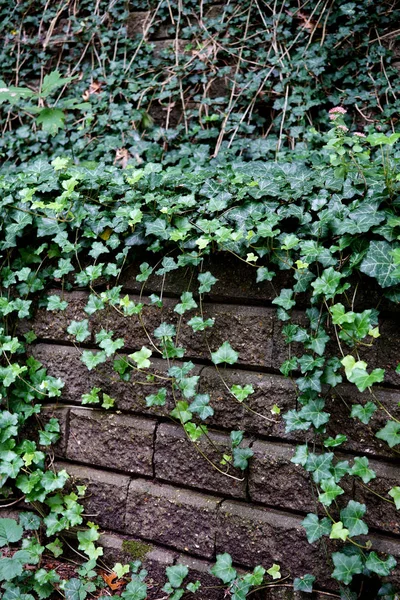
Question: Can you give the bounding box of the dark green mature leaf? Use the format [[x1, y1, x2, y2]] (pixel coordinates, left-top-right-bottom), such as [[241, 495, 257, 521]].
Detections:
[[340, 501, 368, 536], [360, 241, 400, 288], [376, 420, 400, 448], [211, 342, 239, 365], [210, 553, 237, 583], [350, 402, 377, 424], [332, 552, 363, 585], [293, 574, 315, 593], [302, 514, 331, 543], [0, 519, 23, 547], [365, 552, 397, 576]]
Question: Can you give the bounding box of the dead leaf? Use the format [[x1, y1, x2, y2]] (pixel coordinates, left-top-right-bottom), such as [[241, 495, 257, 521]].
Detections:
[[101, 571, 124, 591]]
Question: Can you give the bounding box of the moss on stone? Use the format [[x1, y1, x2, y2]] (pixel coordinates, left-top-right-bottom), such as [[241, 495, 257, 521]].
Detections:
[[121, 539, 152, 561]]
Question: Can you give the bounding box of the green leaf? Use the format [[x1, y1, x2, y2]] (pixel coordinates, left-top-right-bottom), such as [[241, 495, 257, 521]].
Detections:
[[130, 347, 152, 369], [189, 394, 214, 420], [146, 388, 167, 407], [154, 323, 176, 338], [302, 513, 331, 543], [332, 552, 363, 585], [210, 553, 237, 584], [351, 457, 376, 483], [233, 446, 254, 469], [272, 288, 296, 310], [82, 387, 101, 405], [170, 401, 192, 424], [266, 564, 281, 579], [187, 316, 215, 331], [67, 320, 90, 342], [291, 445, 309, 466], [230, 384, 254, 402], [63, 578, 87, 600], [293, 574, 315, 593], [376, 420, 400, 448], [365, 552, 397, 576], [311, 267, 343, 299], [81, 350, 107, 370], [0, 518, 23, 547], [324, 435, 347, 448], [19, 512, 41, 531], [36, 108, 65, 135], [166, 564, 189, 588], [360, 241, 399, 288], [330, 521, 349, 541], [305, 452, 334, 483], [340, 501, 368, 537], [211, 341, 239, 365], [298, 399, 330, 429], [318, 478, 344, 506], [174, 292, 197, 315], [350, 402, 377, 424], [388, 487, 400, 509], [186, 581, 201, 593], [47, 295, 68, 311], [198, 272, 218, 294], [0, 556, 24, 581]]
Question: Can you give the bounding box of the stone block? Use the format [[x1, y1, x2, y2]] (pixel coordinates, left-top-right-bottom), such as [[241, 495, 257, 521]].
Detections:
[[31, 344, 175, 417], [66, 409, 156, 475], [56, 462, 129, 532], [35, 405, 69, 457], [125, 479, 221, 558], [216, 501, 327, 582], [155, 423, 246, 498]]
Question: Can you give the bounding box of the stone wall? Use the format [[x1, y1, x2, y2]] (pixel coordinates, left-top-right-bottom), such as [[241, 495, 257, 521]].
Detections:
[[24, 254, 400, 598]]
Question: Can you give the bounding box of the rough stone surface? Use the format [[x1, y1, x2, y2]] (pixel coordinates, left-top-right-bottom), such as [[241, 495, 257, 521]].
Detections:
[[125, 479, 221, 558], [31, 344, 175, 417], [155, 423, 246, 498], [35, 405, 69, 457], [216, 501, 329, 583], [66, 409, 156, 475], [56, 462, 129, 532], [175, 554, 226, 600]]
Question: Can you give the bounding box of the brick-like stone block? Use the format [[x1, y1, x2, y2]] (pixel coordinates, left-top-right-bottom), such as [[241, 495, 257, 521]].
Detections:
[[56, 462, 129, 532], [30, 293, 275, 368], [377, 319, 400, 386], [155, 423, 246, 498], [354, 458, 400, 535], [216, 501, 327, 582], [176, 554, 226, 600], [249, 441, 315, 512], [125, 479, 221, 558], [31, 344, 175, 417], [66, 409, 156, 475]]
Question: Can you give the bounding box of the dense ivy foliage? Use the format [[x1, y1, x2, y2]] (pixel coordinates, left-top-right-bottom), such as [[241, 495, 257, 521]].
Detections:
[[1, 0, 400, 164], [1, 0, 400, 598]]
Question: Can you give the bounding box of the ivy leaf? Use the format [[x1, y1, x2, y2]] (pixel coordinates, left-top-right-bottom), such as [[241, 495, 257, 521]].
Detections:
[[230, 384, 254, 402], [365, 552, 397, 576], [184, 422, 207, 442], [81, 350, 107, 370], [187, 316, 215, 331], [47, 295, 68, 311], [0, 518, 23, 547], [305, 452, 334, 483], [272, 288, 296, 310], [189, 394, 214, 420], [166, 564, 188, 588], [154, 323, 176, 339], [130, 347, 152, 369], [210, 553, 237, 584], [283, 410, 311, 432], [293, 574, 315, 593], [376, 420, 400, 448], [340, 501, 368, 537], [298, 399, 330, 429], [67, 320, 90, 342], [233, 447, 254, 469], [318, 478, 344, 506], [349, 367, 385, 392], [174, 292, 197, 315], [360, 241, 399, 288], [121, 577, 148, 600], [351, 457, 376, 483], [19, 512, 41, 531], [330, 521, 349, 542], [291, 445, 309, 466], [388, 487, 400, 509], [82, 387, 101, 405], [324, 435, 347, 448], [198, 272, 218, 294], [145, 388, 167, 407], [256, 267, 275, 282], [350, 402, 377, 424], [266, 564, 281, 579], [332, 552, 363, 585], [136, 262, 153, 282], [170, 401, 192, 424], [211, 342, 239, 365], [302, 513, 331, 543], [311, 267, 343, 299]]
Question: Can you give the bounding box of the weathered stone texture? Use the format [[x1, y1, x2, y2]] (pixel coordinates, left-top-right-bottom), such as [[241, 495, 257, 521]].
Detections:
[[125, 479, 220, 558], [66, 409, 156, 475], [155, 423, 246, 498], [57, 462, 129, 532]]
